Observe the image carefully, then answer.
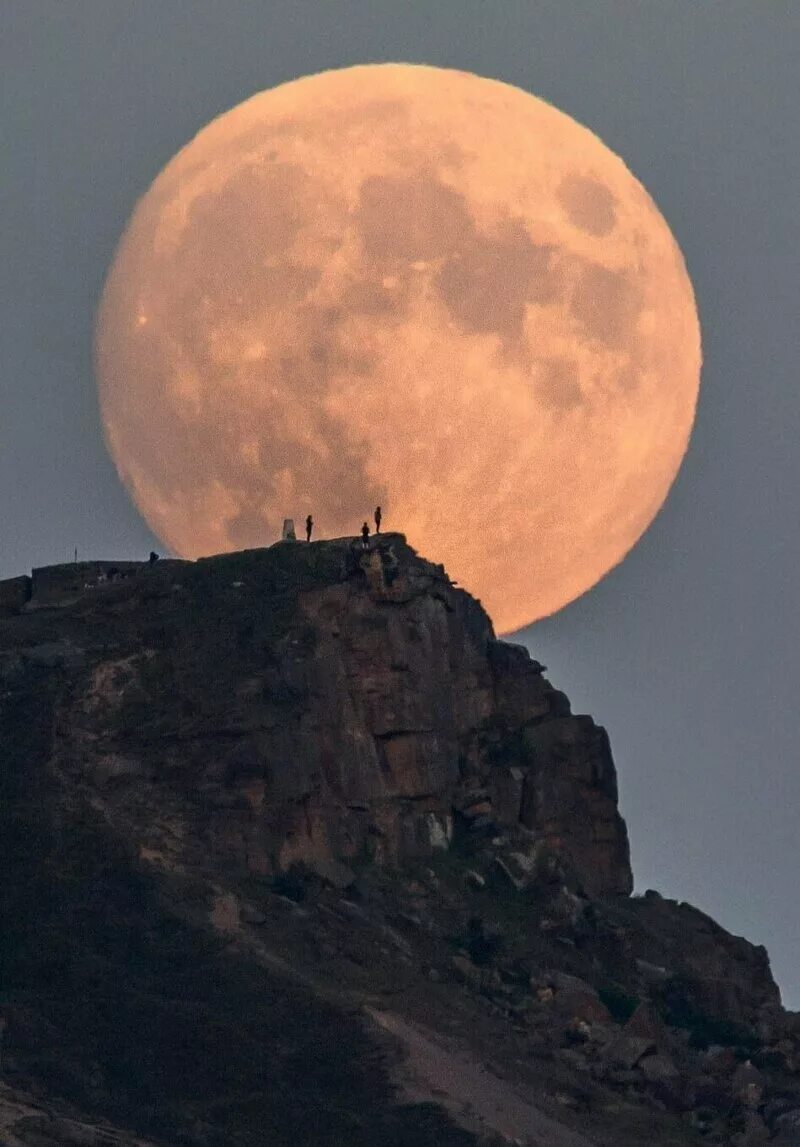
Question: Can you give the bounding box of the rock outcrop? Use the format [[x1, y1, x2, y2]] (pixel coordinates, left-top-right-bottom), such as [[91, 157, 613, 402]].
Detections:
[[1, 536, 797, 1147], [9, 534, 631, 898]]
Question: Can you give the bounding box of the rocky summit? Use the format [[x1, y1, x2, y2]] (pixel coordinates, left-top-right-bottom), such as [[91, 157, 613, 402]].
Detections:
[[0, 535, 798, 1147]]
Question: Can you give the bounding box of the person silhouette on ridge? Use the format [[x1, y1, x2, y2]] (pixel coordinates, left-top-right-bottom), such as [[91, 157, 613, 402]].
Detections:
[[374, 505, 382, 534], [306, 514, 313, 542], [361, 522, 370, 548]]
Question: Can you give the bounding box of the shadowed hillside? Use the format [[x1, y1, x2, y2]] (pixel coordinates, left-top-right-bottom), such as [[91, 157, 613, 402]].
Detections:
[[0, 537, 797, 1146]]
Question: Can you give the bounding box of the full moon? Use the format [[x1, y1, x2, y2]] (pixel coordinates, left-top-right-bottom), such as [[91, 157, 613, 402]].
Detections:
[[95, 64, 701, 634]]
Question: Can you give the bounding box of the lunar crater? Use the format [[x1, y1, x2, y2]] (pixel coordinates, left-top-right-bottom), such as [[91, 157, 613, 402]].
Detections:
[[558, 172, 618, 236]]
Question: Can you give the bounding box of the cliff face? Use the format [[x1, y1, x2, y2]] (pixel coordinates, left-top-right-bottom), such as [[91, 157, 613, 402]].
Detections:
[[13, 535, 631, 899], [1, 537, 797, 1147]]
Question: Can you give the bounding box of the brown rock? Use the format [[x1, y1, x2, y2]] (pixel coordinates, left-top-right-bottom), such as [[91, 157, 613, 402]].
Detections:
[[518, 717, 632, 897], [601, 1034, 656, 1070], [240, 904, 266, 925], [494, 856, 528, 892], [308, 856, 356, 890], [0, 574, 31, 615], [450, 954, 482, 989], [732, 1112, 770, 1145], [546, 972, 613, 1024], [732, 1061, 766, 1108], [620, 894, 781, 1032], [774, 1108, 800, 1134], [703, 1045, 739, 1075], [691, 1076, 735, 1116], [33, 535, 631, 900], [624, 1001, 671, 1046], [640, 1053, 680, 1082]]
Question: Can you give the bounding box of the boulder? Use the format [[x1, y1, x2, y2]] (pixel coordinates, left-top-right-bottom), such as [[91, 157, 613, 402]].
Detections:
[[601, 1034, 656, 1070], [774, 1108, 800, 1134], [545, 973, 613, 1024], [624, 1001, 672, 1047], [465, 869, 486, 889], [640, 1053, 680, 1082], [732, 1062, 766, 1109], [307, 857, 353, 890], [450, 954, 483, 990], [732, 1112, 771, 1145]]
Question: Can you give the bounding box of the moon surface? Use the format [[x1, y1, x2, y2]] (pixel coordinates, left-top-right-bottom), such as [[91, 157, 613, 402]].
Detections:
[[95, 63, 701, 634]]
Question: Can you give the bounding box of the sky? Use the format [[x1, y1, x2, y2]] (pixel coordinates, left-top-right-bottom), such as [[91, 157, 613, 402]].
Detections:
[[2, 2, 798, 1005]]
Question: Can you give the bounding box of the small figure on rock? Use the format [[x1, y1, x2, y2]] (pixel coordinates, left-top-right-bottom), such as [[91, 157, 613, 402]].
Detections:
[[305, 514, 313, 542], [149, 551, 159, 565], [374, 505, 382, 533], [361, 522, 370, 548]]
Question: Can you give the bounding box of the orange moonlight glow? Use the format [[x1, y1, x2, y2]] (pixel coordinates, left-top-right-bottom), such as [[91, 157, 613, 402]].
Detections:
[[95, 64, 701, 633]]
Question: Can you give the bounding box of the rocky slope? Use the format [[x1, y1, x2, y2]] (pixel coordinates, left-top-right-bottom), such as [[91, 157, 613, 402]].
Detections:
[[0, 535, 798, 1146]]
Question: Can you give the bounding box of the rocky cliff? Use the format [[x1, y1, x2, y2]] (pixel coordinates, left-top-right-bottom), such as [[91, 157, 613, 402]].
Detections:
[[0, 536, 798, 1147]]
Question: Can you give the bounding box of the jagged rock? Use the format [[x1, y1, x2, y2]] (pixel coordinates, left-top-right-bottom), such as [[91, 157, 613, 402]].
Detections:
[[702, 1045, 739, 1075], [465, 869, 486, 890], [240, 904, 267, 925], [308, 856, 356, 890], [640, 1053, 680, 1082], [493, 856, 528, 892], [2, 535, 631, 899], [773, 1107, 800, 1133], [635, 957, 671, 984], [450, 954, 485, 992], [540, 972, 613, 1025], [601, 1034, 656, 1070], [600, 894, 781, 1034], [691, 1075, 736, 1116], [732, 1061, 766, 1108], [0, 574, 31, 615], [519, 716, 632, 897], [624, 1001, 672, 1047], [732, 1111, 771, 1145]]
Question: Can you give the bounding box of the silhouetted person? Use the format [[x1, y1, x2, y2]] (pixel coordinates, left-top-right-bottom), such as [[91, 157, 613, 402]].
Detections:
[[306, 514, 313, 542], [361, 522, 370, 548], [149, 550, 159, 565], [374, 505, 382, 533]]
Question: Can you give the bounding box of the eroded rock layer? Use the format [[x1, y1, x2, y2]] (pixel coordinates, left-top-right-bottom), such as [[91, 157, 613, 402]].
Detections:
[[14, 535, 631, 898]]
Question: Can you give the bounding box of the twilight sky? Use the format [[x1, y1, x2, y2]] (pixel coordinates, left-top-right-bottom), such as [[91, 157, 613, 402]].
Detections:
[[2, 2, 798, 1004]]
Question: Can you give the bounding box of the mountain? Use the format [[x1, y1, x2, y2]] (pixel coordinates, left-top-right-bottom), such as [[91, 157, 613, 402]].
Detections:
[[1, 535, 798, 1146]]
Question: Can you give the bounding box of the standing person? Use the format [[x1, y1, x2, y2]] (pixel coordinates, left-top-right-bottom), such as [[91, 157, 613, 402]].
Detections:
[[374, 505, 382, 534], [361, 522, 370, 548], [305, 514, 313, 542]]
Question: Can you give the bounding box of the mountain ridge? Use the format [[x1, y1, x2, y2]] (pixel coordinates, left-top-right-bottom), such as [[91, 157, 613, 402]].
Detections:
[[1, 535, 798, 1145]]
